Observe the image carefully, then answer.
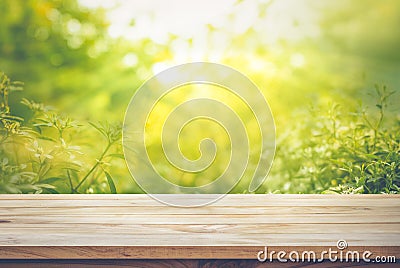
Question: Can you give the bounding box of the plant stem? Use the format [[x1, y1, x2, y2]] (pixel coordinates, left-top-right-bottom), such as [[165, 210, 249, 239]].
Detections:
[[74, 142, 111, 191], [67, 169, 75, 193]]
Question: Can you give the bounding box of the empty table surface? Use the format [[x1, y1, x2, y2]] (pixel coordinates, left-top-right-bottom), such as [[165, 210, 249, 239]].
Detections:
[[0, 194, 399, 259]]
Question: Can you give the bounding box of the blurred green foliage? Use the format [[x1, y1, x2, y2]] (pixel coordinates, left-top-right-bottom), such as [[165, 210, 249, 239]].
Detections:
[[1, 72, 123, 193], [268, 86, 399, 194], [0, 0, 399, 193]]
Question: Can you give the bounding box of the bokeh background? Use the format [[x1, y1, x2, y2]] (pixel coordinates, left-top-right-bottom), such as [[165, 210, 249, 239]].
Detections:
[[1, 0, 399, 194]]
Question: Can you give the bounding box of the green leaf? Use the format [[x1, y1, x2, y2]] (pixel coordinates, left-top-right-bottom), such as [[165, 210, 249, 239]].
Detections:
[[104, 171, 117, 194], [89, 122, 107, 139], [0, 114, 24, 121], [35, 184, 56, 189], [106, 153, 125, 159], [18, 184, 41, 192], [2, 184, 22, 194], [9, 85, 24, 91], [321, 190, 339, 194], [37, 136, 57, 142], [52, 162, 82, 170], [44, 188, 60, 194], [40, 177, 63, 184]]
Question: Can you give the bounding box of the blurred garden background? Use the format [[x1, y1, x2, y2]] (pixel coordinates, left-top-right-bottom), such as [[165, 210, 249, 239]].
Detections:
[[0, 0, 399, 194]]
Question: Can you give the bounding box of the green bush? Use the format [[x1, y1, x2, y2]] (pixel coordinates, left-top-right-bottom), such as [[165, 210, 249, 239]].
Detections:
[[268, 86, 399, 194], [0, 72, 122, 194], [1, 72, 399, 194]]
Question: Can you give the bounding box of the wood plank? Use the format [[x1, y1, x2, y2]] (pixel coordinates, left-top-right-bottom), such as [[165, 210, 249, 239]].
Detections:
[[0, 194, 399, 259], [2, 214, 400, 224], [0, 194, 397, 207], [2, 205, 399, 215], [0, 259, 395, 268], [2, 223, 399, 234], [1, 233, 400, 246], [0, 246, 399, 259]]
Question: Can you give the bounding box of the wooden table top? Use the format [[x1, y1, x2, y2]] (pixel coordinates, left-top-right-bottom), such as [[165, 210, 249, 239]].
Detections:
[[0, 194, 399, 259]]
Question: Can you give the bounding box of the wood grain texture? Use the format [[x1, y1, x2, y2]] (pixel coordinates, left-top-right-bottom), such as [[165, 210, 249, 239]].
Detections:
[[0, 259, 396, 268], [0, 194, 399, 260]]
